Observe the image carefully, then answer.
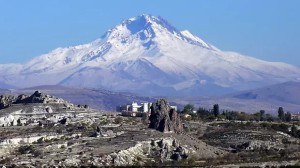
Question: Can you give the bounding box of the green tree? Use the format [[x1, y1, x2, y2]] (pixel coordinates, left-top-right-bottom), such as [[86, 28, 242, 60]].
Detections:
[[259, 110, 265, 121], [265, 114, 275, 122], [291, 125, 298, 137], [285, 112, 292, 122], [294, 129, 300, 138], [213, 104, 219, 117], [278, 107, 285, 121], [183, 104, 194, 114], [196, 107, 211, 120], [253, 112, 261, 121]]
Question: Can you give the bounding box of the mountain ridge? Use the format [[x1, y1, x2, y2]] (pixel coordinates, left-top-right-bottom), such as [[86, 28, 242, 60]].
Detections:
[[174, 81, 300, 114], [0, 14, 299, 96]]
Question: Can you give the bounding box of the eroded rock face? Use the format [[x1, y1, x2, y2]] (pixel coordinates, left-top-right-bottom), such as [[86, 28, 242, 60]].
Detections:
[[0, 91, 72, 110], [104, 138, 190, 166], [15, 91, 47, 104], [0, 91, 46, 109], [0, 95, 16, 109], [149, 99, 183, 133], [235, 140, 280, 151]]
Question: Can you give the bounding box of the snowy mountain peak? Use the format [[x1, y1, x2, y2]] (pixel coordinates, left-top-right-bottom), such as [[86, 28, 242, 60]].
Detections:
[[126, 14, 165, 24], [104, 14, 176, 40], [1, 14, 300, 96], [103, 14, 213, 49], [122, 14, 178, 34], [181, 30, 211, 49]]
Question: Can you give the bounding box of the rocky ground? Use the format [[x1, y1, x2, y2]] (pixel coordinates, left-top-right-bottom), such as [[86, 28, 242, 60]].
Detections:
[[195, 121, 300, 167], [0, 92, 299, 167], [0, 93, 226, 167]]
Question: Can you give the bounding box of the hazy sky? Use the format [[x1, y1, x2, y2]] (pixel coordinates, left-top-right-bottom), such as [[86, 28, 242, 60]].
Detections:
[[0, 0, 299, 66]]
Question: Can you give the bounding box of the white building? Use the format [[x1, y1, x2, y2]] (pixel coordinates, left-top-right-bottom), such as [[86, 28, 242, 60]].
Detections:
[[131, 102, 141, 112], [117, 102, 152, 113], [117, 102, 177, 113]]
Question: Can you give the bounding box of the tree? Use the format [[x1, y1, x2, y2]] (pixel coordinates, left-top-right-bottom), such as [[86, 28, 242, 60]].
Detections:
[[196, 107, 211, 120], [291, 125, 300, 138], [183, 104, 194, 114], [278, 107, 285, 121], [265, 114, 275, 122], [291, 125, 297, 137], [259, 110, 265, 121], [285, 112, 292, 122], [213, 104, 219, 117], [237, 112, 250, 121], [253, 112, 261, 121]]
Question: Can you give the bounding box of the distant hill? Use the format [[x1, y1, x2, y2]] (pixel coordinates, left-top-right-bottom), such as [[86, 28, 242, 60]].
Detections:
[[1, 81, 299, 113], [0, 85, 157, 111], [232, 81, 300, 105], [171, 81, 300, 114]]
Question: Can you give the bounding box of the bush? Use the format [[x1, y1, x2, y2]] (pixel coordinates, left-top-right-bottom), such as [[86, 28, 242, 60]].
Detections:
[[114, 117, 123, 124], [18, 145, 34, 154], [17, 145, 43, 157], [261, 122, 270, 128], [0, 157, 12, 164]]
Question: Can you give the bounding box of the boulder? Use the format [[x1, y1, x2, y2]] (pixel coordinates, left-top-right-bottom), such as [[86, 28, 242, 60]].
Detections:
[[172, 139, 178, 147], [0, 114, 19, 127], [149, 99, 183, 133], [45, 106, 53, 113], [171, 153, 182, 161], [15, 94, 30, 104]]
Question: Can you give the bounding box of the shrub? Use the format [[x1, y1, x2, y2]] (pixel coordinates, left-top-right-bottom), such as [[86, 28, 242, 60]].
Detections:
[[114, 117, 123, 124], [18, 145, 34, 154], [0, 157, 12, 164], [17, 145, 43, 157]]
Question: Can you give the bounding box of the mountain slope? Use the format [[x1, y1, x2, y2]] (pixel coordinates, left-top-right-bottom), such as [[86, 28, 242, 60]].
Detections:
[[232, 81, 300, 105], [174, 81, 300, 114], [0, 14, 300, 96]]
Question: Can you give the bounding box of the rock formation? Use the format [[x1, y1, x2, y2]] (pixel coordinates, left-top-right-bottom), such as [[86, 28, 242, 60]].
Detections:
[[149, 99, 183, 133], [0, 95, 16, 109], [105, 137, 190, 166], [15, 91, 48, 104], [0, 91, 72, 110]]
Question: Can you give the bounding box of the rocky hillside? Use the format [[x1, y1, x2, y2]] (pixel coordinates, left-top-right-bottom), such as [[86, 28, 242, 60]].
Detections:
[[0, 85, 157, 111], [0, 90, 72, 110]]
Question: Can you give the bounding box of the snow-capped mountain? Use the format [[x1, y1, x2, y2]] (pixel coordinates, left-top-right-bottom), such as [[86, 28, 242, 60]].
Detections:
[[1, 14, 300, 96]]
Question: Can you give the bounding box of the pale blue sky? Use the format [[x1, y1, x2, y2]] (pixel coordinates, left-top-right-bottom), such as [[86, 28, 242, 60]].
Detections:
[[0, 0, 299, 66]]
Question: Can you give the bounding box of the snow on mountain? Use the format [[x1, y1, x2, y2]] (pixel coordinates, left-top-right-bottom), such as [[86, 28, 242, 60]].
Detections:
[[0, 14, 300, 96]]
